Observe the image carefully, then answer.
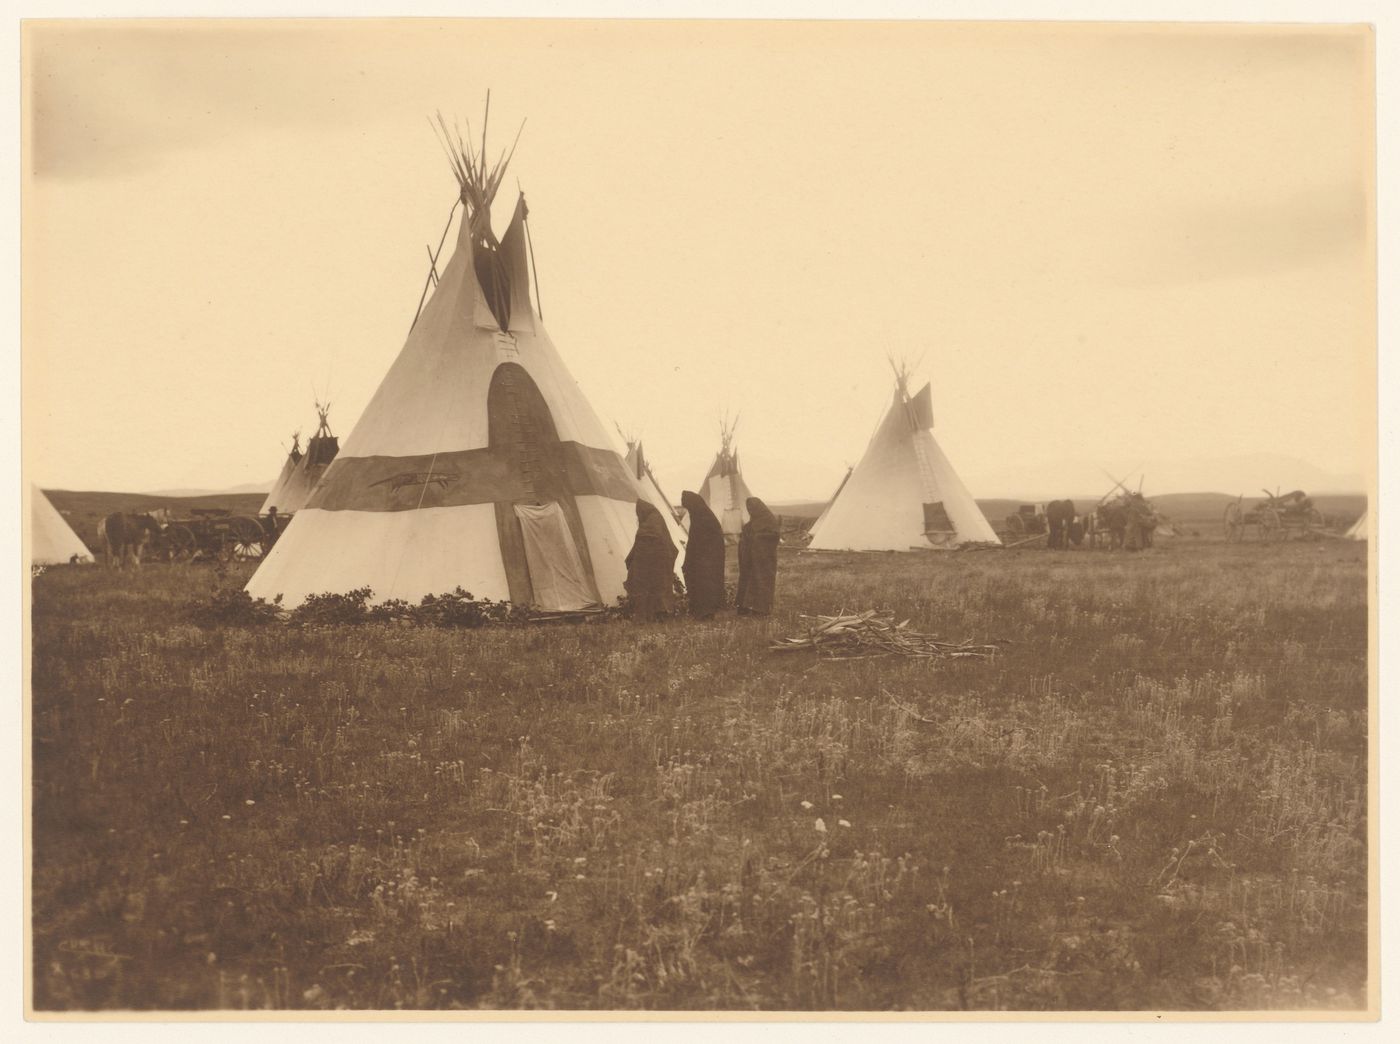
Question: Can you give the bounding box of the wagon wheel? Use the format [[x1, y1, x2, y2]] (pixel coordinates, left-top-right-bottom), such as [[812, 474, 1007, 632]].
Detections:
[[1223, 501, 1243, 542], [1305, 507, 1326, 532], [1006, 514, 1026, 537], [227, 516, 267, 560], [164, 524, 197, 561]]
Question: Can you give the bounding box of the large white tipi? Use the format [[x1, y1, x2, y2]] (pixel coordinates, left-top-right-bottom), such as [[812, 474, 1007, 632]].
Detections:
[[697, 418, 754, 541], [806, 370, 999, 551], [1345, 510, 1369, 541], [30, 486, 92, 565], [248, 109, 645, 612], [258, 404, 340, 516]]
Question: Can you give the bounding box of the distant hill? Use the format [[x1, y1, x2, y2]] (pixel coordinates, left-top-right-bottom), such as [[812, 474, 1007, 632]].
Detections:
[[42, 490, 270, 551], [964, 454, 1365, 501], [144, 483, 270, 498], [768, 501, 829, 520], [767, 492, 1367, 534], [42, 488, 1367, 554]]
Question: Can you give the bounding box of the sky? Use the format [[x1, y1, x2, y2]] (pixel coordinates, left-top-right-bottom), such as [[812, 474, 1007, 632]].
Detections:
[[21, 19, 1375, 501]]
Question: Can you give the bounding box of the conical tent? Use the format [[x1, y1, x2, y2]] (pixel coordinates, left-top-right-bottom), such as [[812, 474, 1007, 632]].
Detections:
[[810, 466, 853, 534], [1345, 510, 1368, 540], [248, 110, 644, 611], [697, 419, 753, 541], [260, 405, 340, 516], [806, 374, 999, 551], [30, 486, 92, 564], [259, 432, 303, 514], [622, 435, 688, 548]]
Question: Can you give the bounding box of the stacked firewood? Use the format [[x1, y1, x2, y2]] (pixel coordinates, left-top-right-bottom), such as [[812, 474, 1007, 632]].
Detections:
[[769, 610, 1005, 661]]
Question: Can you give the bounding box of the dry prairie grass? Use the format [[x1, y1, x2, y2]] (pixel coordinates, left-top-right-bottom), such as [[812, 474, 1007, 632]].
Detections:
[[29, 540, 1368, 1011]]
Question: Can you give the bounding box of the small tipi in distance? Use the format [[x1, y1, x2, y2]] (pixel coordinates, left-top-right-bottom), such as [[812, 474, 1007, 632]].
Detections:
[[806, 363, 999, 551]]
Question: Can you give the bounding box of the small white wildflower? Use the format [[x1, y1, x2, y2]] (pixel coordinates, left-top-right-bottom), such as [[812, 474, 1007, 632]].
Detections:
[[814, 818, 827, 834], [800, 801, 813, 810], [832, 794, 843, 801], [838, 819, 851, 828]]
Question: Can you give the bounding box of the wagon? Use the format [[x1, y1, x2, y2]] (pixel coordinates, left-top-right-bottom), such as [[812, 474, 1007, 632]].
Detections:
[[1223, 489, 1326, 542], [158, 509, 278, 561], [1002, 504, 1047, 539]]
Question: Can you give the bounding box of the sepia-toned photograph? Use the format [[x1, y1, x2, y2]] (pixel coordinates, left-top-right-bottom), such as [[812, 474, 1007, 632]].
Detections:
[[19, 10, 1379, 1020]]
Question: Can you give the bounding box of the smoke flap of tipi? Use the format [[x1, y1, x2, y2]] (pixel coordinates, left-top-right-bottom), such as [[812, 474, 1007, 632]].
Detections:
[[247, 105, 649, 612], [259, 404, 340, 516], [30, 486, 92, 565], [805, 369, 1000, 551], [697, 416, 754, 541]]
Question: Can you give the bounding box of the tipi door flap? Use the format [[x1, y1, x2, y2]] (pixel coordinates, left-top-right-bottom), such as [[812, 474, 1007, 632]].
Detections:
[[513, 502, 597, 611]]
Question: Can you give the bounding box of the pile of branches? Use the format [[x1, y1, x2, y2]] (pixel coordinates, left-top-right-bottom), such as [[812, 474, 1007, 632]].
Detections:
[[769, 610, 1006, 661]]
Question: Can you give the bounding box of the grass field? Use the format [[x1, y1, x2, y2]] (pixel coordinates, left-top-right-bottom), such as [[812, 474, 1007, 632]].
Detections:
[[29, 538, 1369, 1011]]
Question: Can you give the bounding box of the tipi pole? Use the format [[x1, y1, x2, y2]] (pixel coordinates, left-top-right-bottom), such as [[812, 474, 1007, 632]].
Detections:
[[409, 198, 461, 335], [523, 200, 543, 319]]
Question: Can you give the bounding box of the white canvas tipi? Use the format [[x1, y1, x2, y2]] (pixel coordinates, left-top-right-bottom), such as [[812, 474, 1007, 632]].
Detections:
[[248, 111, 646, 612], [697, 418, 754, 541], [620, 432, 688, 549], [259, 432, 302, 513], [258, 404, 340, 515], [806, 371, 999, 551], [1345, 510, 1368, 541], [810, 466, 853, 535], [30, 486, 92, 564]]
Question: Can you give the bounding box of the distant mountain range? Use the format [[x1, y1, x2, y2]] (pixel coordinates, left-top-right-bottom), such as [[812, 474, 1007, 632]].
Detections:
[[143, 482, 270, 498], [665, 451, 1364, 507], [961, 453, 1366, 501]]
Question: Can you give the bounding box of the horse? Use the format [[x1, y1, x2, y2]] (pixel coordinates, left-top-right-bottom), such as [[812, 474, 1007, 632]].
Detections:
[[1045, 499, 1077, 549], [1090, 494, 1156, 551], [97, 512, 163, 570]]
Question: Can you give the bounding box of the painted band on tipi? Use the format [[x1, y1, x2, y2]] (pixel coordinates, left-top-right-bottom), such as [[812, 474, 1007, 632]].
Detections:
[[246, 106, 641, 612]]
